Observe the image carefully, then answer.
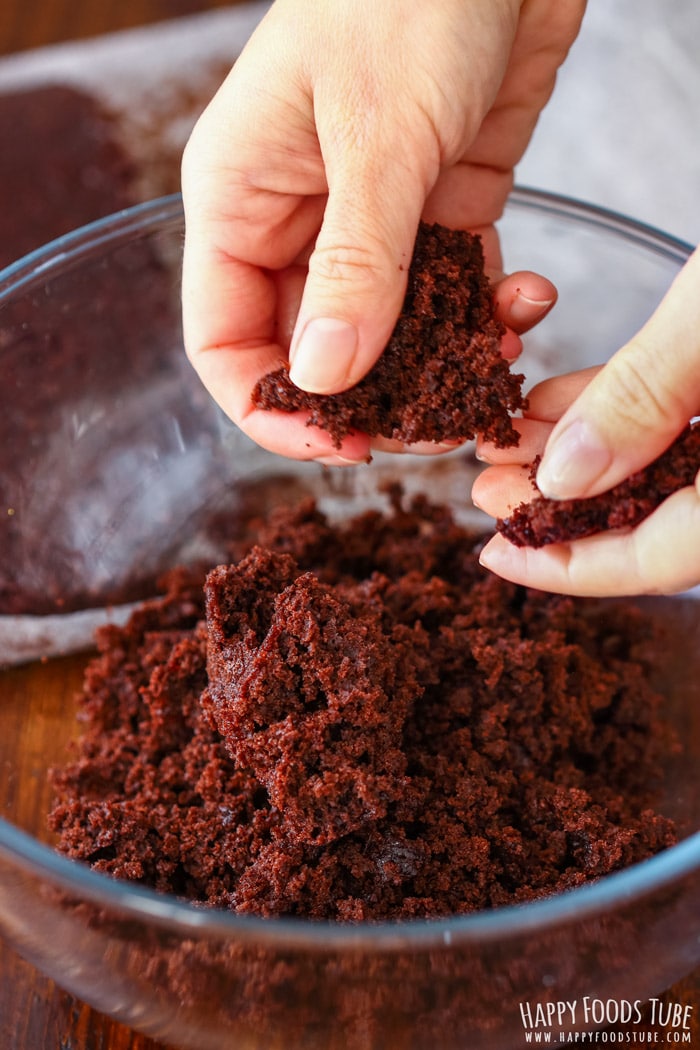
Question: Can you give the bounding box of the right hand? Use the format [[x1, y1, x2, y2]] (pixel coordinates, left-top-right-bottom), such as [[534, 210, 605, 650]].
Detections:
[[181, 0, 585, 461]]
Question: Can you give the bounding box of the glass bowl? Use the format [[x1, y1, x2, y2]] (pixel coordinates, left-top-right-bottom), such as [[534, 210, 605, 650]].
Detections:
[[0, 190, 699, 1050]]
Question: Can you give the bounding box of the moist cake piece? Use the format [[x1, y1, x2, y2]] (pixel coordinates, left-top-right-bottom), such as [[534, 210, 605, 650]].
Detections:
[[252, 222, 526, 449], [203, 545, 426, 846], [496, 422, 700, 548]]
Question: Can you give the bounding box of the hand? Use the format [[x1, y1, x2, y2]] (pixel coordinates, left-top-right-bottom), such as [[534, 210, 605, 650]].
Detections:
[[181, 0, 584, 462], [475, 246, 700, 597]]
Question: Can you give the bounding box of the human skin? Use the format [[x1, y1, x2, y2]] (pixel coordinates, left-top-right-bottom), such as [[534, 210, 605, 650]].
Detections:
[[181, 1, 700, 597], [181, 0, 585, 463], [475, 247, 700, 596]]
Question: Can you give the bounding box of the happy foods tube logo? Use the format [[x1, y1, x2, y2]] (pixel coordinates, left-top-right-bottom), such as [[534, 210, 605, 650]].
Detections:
[[518, 997, 693, 1044]]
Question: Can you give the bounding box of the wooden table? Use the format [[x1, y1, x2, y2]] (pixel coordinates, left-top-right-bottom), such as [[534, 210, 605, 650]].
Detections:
[[0, 656, 177, 1050], [0, 0, 235, 55], [1, 3, 700, 1048]]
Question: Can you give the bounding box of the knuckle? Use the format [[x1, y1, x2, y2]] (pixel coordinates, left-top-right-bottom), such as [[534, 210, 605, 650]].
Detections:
[[631, 533, 664, 595], [307, 241, 389, 293], [603, 346, 688, 434]]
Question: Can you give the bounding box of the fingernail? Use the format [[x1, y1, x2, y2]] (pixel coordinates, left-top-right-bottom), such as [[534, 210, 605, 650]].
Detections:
[[315, 454, 368, 467], [508, 291, 555, 327], [537, 418, 612, 499], [478, 539, 501, 572], [289, 317, 358, 393]]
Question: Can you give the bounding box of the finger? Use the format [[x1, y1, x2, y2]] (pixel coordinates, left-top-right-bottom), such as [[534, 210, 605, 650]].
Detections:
[[287, 126, 433, 395], [370, 436, 465, 456], [535, 247, 700, 500], [182, 85, 326, 366], [523, 366, 602, 421], [492, 270, 557, 334], [180, 254, 349, 460], [244, 410, 371, 463], [472, 463, 537, 518], [181, 252, 282, 422], [183, 315, 372, 461], [474, 369, 600, 465], [181, 73, 332, 458], [479, 474, 700, 597], [476, 417, 554, 464], [499, 327, 524, 363]]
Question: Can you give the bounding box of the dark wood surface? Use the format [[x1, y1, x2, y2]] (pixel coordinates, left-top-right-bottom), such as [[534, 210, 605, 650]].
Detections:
[[0, 0, 237, 55], [0, 3, 699, 1048], [0, 655, 178, 1050]]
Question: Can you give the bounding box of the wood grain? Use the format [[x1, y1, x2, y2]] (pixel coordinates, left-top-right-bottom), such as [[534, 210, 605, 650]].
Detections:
[[0, 656, 177, 1049], [0, 0, 237, 55]]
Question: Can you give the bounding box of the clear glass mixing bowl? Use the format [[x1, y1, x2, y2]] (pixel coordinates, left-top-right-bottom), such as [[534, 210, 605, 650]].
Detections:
[[0, 189, 698, 1050]]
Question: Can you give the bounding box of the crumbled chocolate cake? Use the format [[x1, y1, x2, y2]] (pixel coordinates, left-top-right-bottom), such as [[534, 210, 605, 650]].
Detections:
[[0, 85, 136, 270], [0, 238, 182, 615], [205, 548, 426, 848], [497, 422, 700, 548], [252, 223, 526, 449], [49, 495, 677, 920], [0, 82, 184, 616]]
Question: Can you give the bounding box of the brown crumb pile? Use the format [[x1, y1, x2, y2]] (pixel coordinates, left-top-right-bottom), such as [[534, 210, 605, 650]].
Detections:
[[49, 495, 677, 921], [497, 422, 700, 548], [252, 223, 526, 449]]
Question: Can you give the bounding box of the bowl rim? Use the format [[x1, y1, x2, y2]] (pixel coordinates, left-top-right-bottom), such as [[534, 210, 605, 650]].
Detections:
[[0, 194, 185, 300], [0, 186, 694, 298], [1, 187, 698, 952]]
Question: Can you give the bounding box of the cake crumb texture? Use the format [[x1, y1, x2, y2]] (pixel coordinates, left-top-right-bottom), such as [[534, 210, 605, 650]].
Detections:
[[497, 422, 700, 547], [252, 223, 526, 449], [49, 495, 677, 920]]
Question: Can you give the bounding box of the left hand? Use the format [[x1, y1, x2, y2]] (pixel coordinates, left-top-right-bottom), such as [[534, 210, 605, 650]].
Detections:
[[475, 245, 700, 598]]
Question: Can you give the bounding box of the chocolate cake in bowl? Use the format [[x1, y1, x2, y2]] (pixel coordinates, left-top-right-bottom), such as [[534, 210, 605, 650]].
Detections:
[[0, 192, 699, 1050]]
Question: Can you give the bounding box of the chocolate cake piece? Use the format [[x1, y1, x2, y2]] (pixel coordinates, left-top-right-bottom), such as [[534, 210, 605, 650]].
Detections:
[[252, 222, 526, 448], [0, 84, 136, 269], [497, 422, 700, 548], [203, 546, 426, 846]]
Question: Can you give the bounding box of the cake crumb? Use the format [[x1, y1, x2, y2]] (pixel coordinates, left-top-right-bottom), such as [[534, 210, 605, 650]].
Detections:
[[253, 223, 526, 449]]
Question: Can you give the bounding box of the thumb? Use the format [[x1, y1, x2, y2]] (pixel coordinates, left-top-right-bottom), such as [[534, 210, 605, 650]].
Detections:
[[537, 246, 700, 500], [288, 131, 433, 395]]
